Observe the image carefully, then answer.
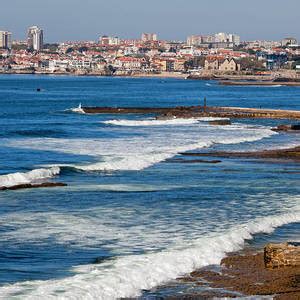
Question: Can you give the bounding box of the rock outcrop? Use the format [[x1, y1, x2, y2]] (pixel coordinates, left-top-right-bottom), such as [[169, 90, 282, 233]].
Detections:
[[209, 119, 231, 125], [272, 124, 300, 132], [264, 242, 300, 268], [0, 182, 67, 191]]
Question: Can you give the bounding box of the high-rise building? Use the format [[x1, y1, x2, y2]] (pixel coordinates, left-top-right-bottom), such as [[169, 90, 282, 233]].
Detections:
[[187, 35, 216, 46], [27, 26, 43, 51], [141, 33, 157, 42], [281, 37, 298, 46], [99, 35, 120, 46], [0, 31, 12, 49], [215, 32, 240, 46], [187, 35, 202, 46]]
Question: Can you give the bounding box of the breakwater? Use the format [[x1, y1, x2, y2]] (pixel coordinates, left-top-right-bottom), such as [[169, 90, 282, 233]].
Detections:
[[220, 81, 300, 86], [81, 105, 300, 120]]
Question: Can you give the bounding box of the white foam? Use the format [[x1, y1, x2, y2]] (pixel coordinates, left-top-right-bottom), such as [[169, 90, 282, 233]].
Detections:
[[70, 103, 85, 114], [103, 117, 230, 127], [103, 118, 200, 126], [69, 183, 180, 192], [0, 209, 299, 299], [72, 140, 212, 171], [5, 123, 276, 172], [0, 167, 61, 188]]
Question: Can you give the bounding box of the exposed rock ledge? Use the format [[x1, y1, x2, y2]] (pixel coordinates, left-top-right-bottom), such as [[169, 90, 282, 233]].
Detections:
[[0, 182, 67, 191], [164, 243, 300, 299], [180, 146, 300, 162]]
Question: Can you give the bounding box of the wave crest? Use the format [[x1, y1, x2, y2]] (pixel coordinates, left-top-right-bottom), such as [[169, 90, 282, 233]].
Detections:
[[103, 117, 230, 127], [0, 209, 299, 299], [0, 167, 61, 188]]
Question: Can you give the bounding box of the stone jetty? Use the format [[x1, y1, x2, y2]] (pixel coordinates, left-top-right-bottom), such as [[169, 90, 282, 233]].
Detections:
[[220, 81, 300, 86], [81, 105, 300, 120]]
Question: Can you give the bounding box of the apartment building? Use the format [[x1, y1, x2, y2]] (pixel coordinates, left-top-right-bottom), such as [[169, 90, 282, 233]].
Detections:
[[0, 31, 12, 49], [27, 26, 44, 51]]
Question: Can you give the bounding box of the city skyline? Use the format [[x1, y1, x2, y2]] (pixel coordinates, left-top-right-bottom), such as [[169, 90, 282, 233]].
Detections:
[[0, 26, 298, 45], [0, 0, 299, 42]]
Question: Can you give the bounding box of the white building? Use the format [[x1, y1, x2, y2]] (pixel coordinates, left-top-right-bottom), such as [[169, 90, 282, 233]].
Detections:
[[27, 26, 44, 51], [99, 36, 120, 46], [281, 37, 298, 47], [48, 60, 69, 72], [215, 33, 240, 46], [0, 31, 12, 49], [187, 35, 202, 46], [141, 33, 157, 42]]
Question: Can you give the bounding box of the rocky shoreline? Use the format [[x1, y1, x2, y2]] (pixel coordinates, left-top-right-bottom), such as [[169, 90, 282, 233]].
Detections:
[[180, 146, 300, 163], [0, 182, 67, 191], [171, 249, 300, 299]]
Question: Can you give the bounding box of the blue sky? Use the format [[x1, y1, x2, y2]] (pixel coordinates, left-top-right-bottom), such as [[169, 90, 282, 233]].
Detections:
[[1, 0, 299, 42]]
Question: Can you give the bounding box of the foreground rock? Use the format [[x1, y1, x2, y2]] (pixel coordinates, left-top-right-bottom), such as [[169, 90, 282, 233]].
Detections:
[[0, 182, 67, 191], [173, 247, 300, 299], [264, 242, 300, 268]]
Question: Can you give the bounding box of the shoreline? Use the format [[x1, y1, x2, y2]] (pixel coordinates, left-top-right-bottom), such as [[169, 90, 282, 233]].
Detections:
[[0, 71, 188, 79], [180, 146, 300, 163], [143, 221, 300, 299], [1, 71, 300, 84], [171, 249, 300, 299]]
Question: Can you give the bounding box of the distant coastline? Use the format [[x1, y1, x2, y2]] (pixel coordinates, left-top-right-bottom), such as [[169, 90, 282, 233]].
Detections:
[[0, 70, 188, 79], [2, 70, 300, 85]]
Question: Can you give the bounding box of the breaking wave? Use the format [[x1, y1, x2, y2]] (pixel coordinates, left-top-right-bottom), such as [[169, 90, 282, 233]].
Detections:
[[0, 167, 61, 188], [102, 117, 230, 127], [70, 103, 85, 114], [0, 209, 299, 299], [5, 123, 276, 172]]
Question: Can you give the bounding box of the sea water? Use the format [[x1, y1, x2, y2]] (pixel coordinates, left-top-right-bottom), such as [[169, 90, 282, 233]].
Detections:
[[0, 75, 299, 299]]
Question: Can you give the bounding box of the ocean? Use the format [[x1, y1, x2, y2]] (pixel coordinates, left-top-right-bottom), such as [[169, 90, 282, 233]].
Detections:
[[0, 74, 299, 299]]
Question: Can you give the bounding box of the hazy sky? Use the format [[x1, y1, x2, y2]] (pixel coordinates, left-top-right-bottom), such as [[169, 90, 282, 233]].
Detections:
[[1, 0, 299, 42]]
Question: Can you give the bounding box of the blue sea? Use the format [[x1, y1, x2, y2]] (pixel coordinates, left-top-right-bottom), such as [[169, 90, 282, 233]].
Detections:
[[0, 75, 299, 299]]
